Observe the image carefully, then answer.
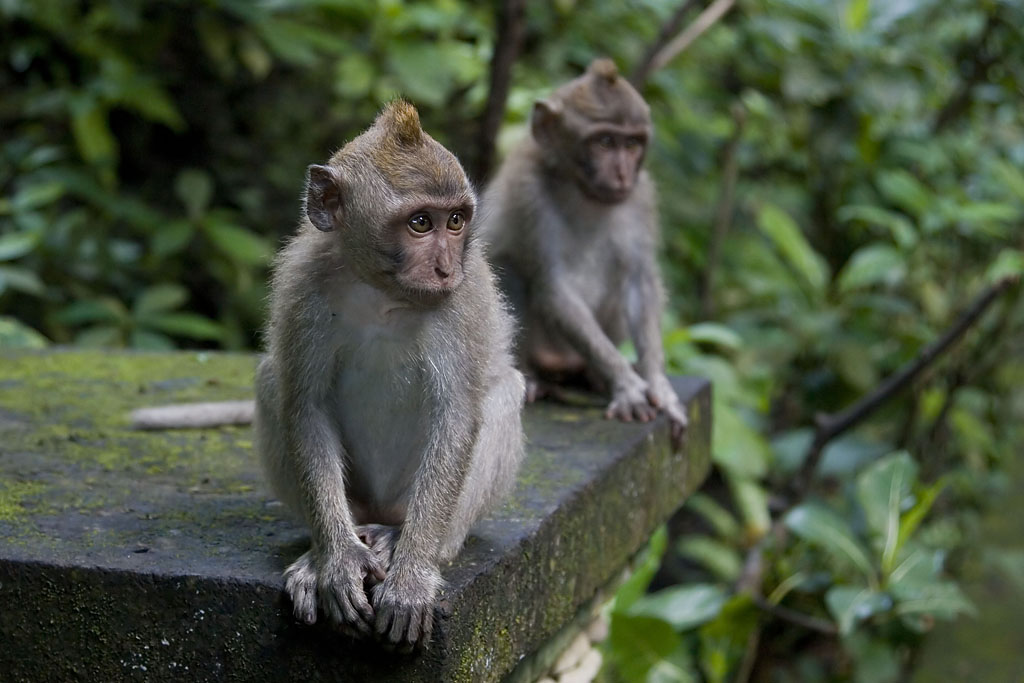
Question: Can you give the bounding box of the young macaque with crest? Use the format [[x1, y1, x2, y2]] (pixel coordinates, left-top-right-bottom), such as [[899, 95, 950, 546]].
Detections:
[[253, 101, 524, 650], [481, 58, 687, 441]]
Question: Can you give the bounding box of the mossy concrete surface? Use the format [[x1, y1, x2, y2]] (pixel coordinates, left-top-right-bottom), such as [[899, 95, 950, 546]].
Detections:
[[0, 349, 711, 682]]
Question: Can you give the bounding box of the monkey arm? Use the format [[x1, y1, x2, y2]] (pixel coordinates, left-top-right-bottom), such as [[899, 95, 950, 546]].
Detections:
[[625, 261, 668, 381], [540, 277, 644, 392], [371, 339, 484, 649], [624, 264, 688, 439]]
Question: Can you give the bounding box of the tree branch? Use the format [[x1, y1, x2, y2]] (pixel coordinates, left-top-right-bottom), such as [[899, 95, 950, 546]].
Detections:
[[633, 0, 736, 85], [473, 0, 526, 181], [791, 275, 1020, 496], [629, 0, 699, 87]]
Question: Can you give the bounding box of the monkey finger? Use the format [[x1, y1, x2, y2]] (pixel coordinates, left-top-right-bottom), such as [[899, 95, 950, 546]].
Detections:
[[670, 420, 685, 451], [290, 584, 318, 625], [420, 609, 434, 649], [385, 608, 411, 644], [349, 588, 376, 629], [374, 603, 396, 638]]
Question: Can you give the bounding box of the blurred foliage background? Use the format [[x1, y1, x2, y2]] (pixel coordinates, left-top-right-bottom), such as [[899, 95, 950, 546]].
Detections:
[[2, 0, 1023, 680]]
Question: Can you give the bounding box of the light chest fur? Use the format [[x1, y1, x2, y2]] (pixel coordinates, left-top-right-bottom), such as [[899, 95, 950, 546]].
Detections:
[[324, 279, 431, 515]]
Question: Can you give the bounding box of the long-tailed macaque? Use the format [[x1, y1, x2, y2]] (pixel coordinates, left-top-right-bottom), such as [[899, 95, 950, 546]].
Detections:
[[138, 102, 525, 650], [480, 58, 687, 440]]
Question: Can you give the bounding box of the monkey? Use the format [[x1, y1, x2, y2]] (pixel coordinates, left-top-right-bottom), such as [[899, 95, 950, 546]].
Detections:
[[479, 58, 687, 442], [137, 101, 525, 651]]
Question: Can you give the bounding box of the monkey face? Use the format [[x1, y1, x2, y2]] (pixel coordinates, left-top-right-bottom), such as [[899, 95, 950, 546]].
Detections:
[[391, 205, 471, 303], [575, 126, 647, 203]]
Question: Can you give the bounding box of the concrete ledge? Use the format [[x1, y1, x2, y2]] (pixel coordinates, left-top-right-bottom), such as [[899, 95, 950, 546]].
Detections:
[[0, 350, 711, 682]]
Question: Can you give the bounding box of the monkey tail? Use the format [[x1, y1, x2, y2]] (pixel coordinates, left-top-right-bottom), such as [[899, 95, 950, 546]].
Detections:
[[130, 400, 255, 430]]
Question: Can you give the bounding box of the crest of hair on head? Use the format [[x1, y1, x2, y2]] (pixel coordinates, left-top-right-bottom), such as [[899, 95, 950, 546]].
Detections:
[[588, 58, 620, 84], [379, 99, 423, 146]]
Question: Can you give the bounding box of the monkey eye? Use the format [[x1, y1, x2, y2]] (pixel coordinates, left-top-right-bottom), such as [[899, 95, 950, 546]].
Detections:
[[447, 211, 465, 232], [597, 135, 616, 149], [408, 213, 433, 233], [625, 137, 644, 149]]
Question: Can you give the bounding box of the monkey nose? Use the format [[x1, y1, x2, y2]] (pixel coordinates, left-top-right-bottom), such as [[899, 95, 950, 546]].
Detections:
[[435, 266, 450, 279]]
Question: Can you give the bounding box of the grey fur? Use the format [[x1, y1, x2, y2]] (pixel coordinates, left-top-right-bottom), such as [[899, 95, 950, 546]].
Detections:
[[479, 78, 687, 439], [256, 103, 524, 650]]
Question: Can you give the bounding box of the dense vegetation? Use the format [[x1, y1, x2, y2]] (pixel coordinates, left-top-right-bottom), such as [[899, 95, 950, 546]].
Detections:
[[2, 0, 1022, 680]]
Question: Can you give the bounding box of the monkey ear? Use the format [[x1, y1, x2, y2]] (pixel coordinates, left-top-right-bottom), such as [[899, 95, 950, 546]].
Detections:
[[530, 100, 562, 145], [305, 164, 344, 232]]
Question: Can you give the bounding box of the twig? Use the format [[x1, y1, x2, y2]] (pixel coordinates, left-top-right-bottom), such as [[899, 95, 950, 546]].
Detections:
[[473, 0, 526, 181], [921, 293, 1018, 468], [752, 596, 838, 635], [640, 0, 736, 80], [791, 275, 1020, 496], [629, 0, 699, 87], [698, 102, 745, 320]]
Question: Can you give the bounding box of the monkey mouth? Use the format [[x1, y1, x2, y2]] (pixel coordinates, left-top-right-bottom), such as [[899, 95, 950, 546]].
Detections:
[[400, 281, 460, 306]]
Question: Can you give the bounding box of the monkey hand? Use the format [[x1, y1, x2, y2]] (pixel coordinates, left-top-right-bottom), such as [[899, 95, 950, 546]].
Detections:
[[645, 374, 688, 448], [372, 562, 443, 652], [606, 372, 659, 423]]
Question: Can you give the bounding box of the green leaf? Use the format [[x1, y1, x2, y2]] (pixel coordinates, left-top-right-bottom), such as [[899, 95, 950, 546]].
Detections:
[[784, 503, 875, 583], [607, 614, 684, 683], [728, 477, 771, 539], [152, 220, 196, 257], [756, 204, 829, 296], [74, 325, 123, 348], [855, 451, 917, 571], [685, 493, 741, 542], [238, 31, 273, 79], [69, 96, 117, 165], [203, 216, 272, 266], [985, 249, 1024, 283], [845, 0, 870, 30], [628, 584, 728, 631], [686, 323, 742, 352], [894, 479, 945, 566], [677, 536, 742, 582], [837, 204, 918, 248], [54, 299, 125, 325], [129, 329, 176, 350], [876, 170, 931, 217], [837, 243, 905, 293], [133, 284, 189, 315], [696, 595, 758, 683], [647, 645, 698, 683], [613, 526, 668, 611], [334, 53, 376, 98], [991, 159, 1024, 201], [11, 181, 64, 212], [0, 265, 46, 296], [892, 581, 976, 621], [139, 313, 225, 341], [0, 233, 39, 261], [175, 170, 214, 220], [0, 316, 49, 348], [842, 631, 902, 683], [712, 406, 770, 479], [825, 585, 892, 636]]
